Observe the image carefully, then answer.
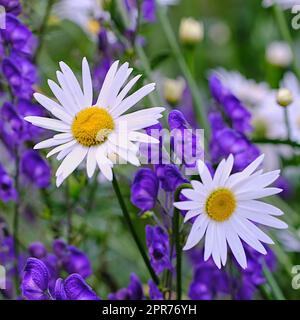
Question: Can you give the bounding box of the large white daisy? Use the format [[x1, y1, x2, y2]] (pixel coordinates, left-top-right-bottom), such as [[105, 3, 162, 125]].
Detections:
[[25, 58, 164, 187], [174, 154, 288, 269]]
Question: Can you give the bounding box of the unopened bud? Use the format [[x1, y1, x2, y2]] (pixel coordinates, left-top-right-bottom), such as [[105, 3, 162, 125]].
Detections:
[[179, 18, 204, 45], [163, 78, 185, 104], [276, 88, 293, 107]]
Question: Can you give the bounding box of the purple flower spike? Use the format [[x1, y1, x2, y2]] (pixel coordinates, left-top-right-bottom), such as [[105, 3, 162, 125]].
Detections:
[[62, 274, 100, 300], [148, 280, 163, 300], [21, 258, 50, 300], [21, 150, 51, 188], [131, 168, 159, 212], [146, 225, 172, 275]]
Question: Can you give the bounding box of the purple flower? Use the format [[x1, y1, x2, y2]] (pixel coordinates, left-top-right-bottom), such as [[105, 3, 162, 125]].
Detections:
[[188, 249, 230, 300], [28, 242, 47, 259], [21, 150, 51, 188], [148, 280, 163, 300], [131, 168, 159, 212], [146, 225, 172, 275], [53, 239, 92, 279], [1, 14, 36, 55], [209, 75, 252, 134], [21, 258, 99, 300], [168, 110, 204, 169], [0, 164, 17, 202], [2, 51, 37, 99], [155, 164, 188, 192], [142, 0, 156, 22], [209, 111, 260, 172], [21, 258, 50, 300], [108, 273, 144, 300], [58, 274, 100, 300], [0, 0, 22, 15]]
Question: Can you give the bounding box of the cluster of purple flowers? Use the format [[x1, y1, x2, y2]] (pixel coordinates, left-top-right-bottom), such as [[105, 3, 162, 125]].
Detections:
[[21, 239, 95, 300], [0, 0, 51, 201], [208, 75, 260, 171], [188, 245, 276, 300]]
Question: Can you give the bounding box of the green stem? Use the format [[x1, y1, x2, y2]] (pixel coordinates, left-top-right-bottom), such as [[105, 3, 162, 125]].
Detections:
[[112, 172, 159, 285], [173, 183, 192, 300], [157, 6, 210, 140], [284, 108, 291, 140], [253, 137, 300, 148], [273, 4, 300, 80], [13, 149, 20, 296], [33, 0, 56, 61], [263, 263, 286, 300]]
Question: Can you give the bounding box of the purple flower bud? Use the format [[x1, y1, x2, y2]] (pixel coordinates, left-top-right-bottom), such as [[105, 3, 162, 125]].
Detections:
[[146, 225, 172, 275], [0, 164, 17, 202], [131, 168, 159, 212], [0, 0, 22, 16], [21, 150, 51, 188], [53, 239, 92, 279], [21, 258, 50, 300], [155, 164, 188, 192], [148, 280, 163, 300], [54, 278, 67, 300], [28, 242, 47, 259], [109, 273, 144, 300]]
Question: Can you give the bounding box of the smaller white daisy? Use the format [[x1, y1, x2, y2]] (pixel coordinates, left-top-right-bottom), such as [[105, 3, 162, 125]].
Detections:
[[25, 58, 164, 187], [174, 154, 288, 269]]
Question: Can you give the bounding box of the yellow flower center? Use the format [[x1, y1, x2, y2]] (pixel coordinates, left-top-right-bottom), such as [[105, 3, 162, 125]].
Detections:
[[205, 188, 236, 222], [71, 107, 114, 147], [87, 19, 101, 35]]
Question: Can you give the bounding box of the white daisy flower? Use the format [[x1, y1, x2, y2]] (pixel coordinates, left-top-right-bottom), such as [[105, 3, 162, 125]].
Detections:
[[174, 154, 288, 269], [25, 58, 164, 187]]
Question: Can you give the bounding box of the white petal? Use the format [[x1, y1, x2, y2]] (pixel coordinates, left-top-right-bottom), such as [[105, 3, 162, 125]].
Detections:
[[216, 224, 227, 266], [111, 83, 156, 118], [24, 116, 70, 132], [212, 158, 226, 187], [224, 222, 247, 269], [33, 93, 62, 113], [55, 145, 88, 186], [239, 200, 284, 216], [212, 229, 221, 269], [82, 57, 93, 107], [110, 74, 142, 111], [34, 137, 72, 149], [54, 133, 73, 140], [96, 60, 119, 107], [95, 145, 113, 181], [47, 140, 77, 158], [128, 131, 159, 144], [55, 72, 81, 114], [57, 146, 73, 160], [173, 200, 202, 210], [190, 180, 206, 195], [236, 188, 282, 201], [59, 61, 85, 107], [197, 160, 213, 186], [238, 216, 274, 244], [238, 209, 288, 229], [231, 215, 267, 255], [106, 62, 132, 108], [183, 214, 209, 250], [219, 154, 234, 186], [184, 209, 201, 223], [181, 189, 203, 202], [86, 147, 97, 178], [51, 106, 73, 124], [204, 222, 215, 261]]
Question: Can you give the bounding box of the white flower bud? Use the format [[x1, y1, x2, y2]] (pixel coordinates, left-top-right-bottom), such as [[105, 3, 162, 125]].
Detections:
[[163, 78, 185, 104], [179, 18, 204, 45], [266, 41, 293, 67], [276, 88, 293, 107]]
